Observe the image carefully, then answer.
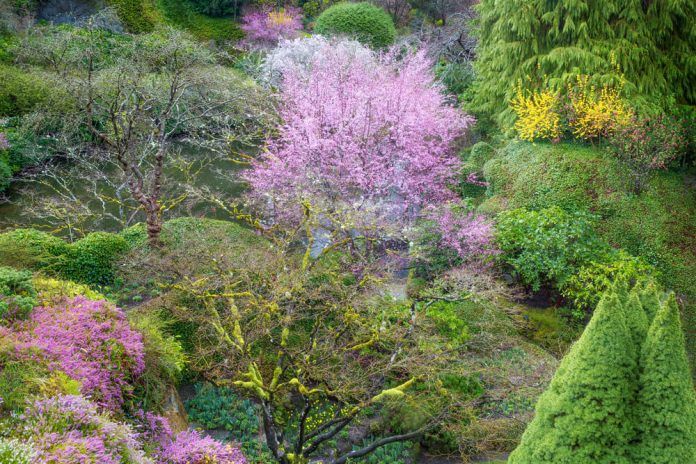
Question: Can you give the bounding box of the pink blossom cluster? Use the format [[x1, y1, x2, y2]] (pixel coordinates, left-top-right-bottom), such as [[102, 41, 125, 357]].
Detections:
[[156, 430, 248, 464], [241, 7, 303, 49], [429, 201, 497, 260], [22, 395, 148, 464], [16, 296, 145, 411], [18, 396, 247, 464], [245, 45, 474, 232], [136, 411, 248, 464], [0, 132, 9, 151]]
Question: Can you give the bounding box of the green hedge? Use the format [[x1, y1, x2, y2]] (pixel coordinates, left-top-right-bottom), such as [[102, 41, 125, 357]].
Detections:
[[0, 229, 128, 287], [314, 2, 395, 49]]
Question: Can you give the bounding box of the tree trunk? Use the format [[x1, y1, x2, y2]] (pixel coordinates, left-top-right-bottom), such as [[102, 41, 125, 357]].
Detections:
[[145, 206, 162, 247]]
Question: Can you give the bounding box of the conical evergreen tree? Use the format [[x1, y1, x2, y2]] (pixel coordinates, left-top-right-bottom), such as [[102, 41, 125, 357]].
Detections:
[[471, 0, 695, 129], [638, 281, 661, 323], [624, 288, 648, 355], [508, 290, 636, 463], [632, 293, 696, 463]]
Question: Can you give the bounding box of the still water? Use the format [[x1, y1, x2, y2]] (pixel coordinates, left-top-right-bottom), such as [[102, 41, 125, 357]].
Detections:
[[0, 142, 248, 239]]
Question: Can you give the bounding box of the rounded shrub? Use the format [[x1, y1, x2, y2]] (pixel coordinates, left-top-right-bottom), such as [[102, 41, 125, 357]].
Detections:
[[108, 0, 156, 33], [314, 2, 396, 49], [0, 65, 50, 117], [59, 232, 129, 287]]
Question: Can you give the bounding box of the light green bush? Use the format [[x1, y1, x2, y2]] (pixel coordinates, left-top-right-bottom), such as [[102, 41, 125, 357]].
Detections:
[[495, 206, 609, 292], [33, 276, 106, 305], [0, 266, 36, 319], [0, 64, 50, 117], [314, 2, 396, 49], [508, 289, 639, 463], [59, 232, 129, 287], [632, 293, 696, 463]]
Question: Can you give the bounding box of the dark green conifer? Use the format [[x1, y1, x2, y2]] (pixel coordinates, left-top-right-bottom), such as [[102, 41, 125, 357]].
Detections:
[[471, 0, 695, 129], [508, 290, 636, 463], [632, 293, 696, 463]]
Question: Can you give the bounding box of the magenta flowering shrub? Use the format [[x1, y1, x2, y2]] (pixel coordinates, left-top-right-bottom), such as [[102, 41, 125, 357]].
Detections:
[[430, 201, 497, 261], [16, 296, 145, 410], [21, 395, 149, 464], [156, 430, 248, 464], [136, 411, 247, 464], [245, 45, 473, 233], [241, 7, 303, 49]]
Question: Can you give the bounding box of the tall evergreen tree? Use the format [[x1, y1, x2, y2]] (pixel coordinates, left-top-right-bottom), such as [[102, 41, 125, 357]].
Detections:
[[632, 293, 696, 463], [638, 281, 661, 322], [471, 0, 695, 129], [508, 290, 636, 463]]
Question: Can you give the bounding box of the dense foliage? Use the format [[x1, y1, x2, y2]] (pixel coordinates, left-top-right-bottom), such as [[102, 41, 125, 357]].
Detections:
[[509, 284, 696, 463], [472, 0, 696, 129], [314, 2, 396, 48], [0, 2, 693, 463]]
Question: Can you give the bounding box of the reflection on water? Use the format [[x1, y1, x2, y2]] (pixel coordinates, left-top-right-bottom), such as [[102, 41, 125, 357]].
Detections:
[[0, 142, 249, 239]]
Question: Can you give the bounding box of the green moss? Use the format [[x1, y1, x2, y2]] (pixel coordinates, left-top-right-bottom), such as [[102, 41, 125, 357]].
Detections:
[[314, 2, 396, 49], [121, 216, 265, 252], [108, 0, 158, 33], [520, 307, 579, 356], [157, 0, 243, 42], [481, 141, 629, 214]]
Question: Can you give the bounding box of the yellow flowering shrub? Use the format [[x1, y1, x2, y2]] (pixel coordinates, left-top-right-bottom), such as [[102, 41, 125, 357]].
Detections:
[[568, 75, 633, 140], [510, 84, 562, 142]]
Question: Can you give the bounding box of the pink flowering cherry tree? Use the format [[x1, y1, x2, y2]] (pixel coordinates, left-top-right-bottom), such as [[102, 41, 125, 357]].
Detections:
[[245, 42, 477, 252]]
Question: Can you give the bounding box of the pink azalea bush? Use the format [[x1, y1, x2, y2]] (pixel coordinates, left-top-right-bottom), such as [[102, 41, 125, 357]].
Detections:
[[137, 410, 248, 464], [21, 395, 149, 464], [16, 296, 145, 411], [157, 430, 248, 464], [245, 43, 474, 234], [15, 396, 247, 464], [241, 7, 303, 49]]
